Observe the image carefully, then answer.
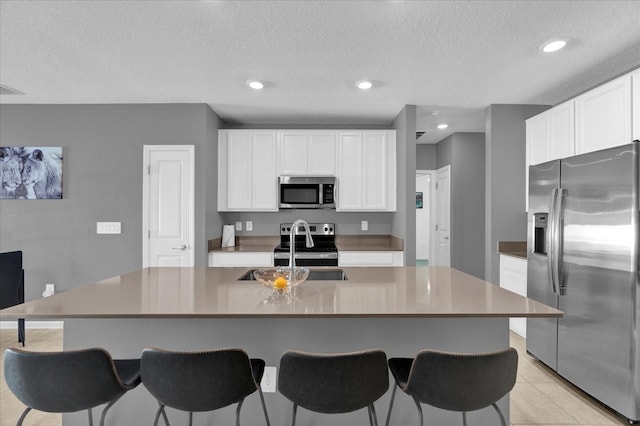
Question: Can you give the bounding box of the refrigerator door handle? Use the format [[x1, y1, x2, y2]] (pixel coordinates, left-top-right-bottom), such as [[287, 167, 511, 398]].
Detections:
[[547, 188, 559, 294], [551, 188, 567, 296]]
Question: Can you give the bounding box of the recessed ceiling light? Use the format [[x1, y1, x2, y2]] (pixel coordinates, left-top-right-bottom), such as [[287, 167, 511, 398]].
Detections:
[[541, 39, 567, 53], [247, 80, 264, 90], [356, 80, 373, 90], [437, 123, 448, 130]]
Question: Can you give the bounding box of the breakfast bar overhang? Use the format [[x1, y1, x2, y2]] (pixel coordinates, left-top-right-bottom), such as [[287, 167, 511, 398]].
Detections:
[[0, 266, 562, 426]]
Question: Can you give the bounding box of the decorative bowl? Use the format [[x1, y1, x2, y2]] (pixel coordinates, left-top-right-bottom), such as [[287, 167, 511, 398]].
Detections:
[[253, 267, 310, 294]]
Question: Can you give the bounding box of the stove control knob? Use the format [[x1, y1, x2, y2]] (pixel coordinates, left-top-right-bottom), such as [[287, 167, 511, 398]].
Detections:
[[282, 227, 286, 232], [324, 226, 328, 232]]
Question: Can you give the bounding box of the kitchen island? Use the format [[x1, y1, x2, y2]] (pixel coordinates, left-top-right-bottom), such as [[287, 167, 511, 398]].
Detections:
[[0, 266, 561, 426]]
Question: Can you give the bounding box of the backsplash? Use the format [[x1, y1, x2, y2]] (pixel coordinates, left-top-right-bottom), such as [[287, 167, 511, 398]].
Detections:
[[221, 211, 394, 236]]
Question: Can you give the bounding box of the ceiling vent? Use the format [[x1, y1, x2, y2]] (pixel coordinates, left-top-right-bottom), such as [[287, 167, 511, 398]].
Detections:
[[416, 131, 425, 140], [0, 85, 23, 95]]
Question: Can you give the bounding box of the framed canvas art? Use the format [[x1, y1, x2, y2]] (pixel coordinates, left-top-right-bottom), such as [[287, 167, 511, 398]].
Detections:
[[0, 147, 63, 199]]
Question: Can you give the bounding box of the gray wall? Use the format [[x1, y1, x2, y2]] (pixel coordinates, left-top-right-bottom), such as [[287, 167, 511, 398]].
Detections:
[[416, 144, 437, 170], [0, 104, 221, 301], [484, 104, 550, 284], [392, 105, 417, 266], [224, 211, 393, 236], [436, 133, 485, 279]]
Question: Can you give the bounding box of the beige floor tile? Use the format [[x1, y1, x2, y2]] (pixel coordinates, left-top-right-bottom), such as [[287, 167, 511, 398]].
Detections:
[[532, 382, 628, 426], [511, 381, 579, 425]]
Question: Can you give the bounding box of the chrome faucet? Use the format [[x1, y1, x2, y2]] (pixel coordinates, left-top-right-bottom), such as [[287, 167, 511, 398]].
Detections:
[[289, 219, 314, 270]]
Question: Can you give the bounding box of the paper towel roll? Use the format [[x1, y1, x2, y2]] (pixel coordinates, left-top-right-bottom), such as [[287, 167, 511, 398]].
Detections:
[[221, 225, 235, 248]]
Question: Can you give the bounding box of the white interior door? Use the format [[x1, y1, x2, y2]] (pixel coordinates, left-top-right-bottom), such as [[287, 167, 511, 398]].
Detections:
[[143, 145, 195, 267], [416, 171, 434, 261], [434, 165, 451, 267]]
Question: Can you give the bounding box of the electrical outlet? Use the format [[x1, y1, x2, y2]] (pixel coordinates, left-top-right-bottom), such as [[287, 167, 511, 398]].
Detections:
[[235, 221, 242, 231], [96, 222, 121, 234], [246, 221, 253, 232], [260, 366, 277, 393], [361, 220, 368, 231], [43, 283, 55, 298]]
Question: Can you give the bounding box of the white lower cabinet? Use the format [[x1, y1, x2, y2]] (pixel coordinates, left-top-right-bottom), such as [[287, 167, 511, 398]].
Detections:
[[338, 251, 404, 267], [499, 254, 527, 338], [209, 252, 273, 267]]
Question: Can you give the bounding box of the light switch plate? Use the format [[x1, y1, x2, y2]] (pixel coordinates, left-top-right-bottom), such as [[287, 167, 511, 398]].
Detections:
[[246, 221, 253, 232], [361, 220, 368, 231], [97, 222, 121, 234], [260, 366, 277, 393], [235, 221, 242, 231]]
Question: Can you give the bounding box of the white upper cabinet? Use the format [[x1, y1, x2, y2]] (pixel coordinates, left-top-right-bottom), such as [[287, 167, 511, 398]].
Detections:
[[632, 70, 640, 142], [548, 101, 575, 161], [575, 73, 632, 154], [220, 129, 395, 212], [277, 131, 336, 176], [218, 130, 278, 212], [337, 130, 396, 211]]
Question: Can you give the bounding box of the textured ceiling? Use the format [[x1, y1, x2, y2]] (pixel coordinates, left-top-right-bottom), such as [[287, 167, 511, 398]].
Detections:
[[1, 1, 639, 144]]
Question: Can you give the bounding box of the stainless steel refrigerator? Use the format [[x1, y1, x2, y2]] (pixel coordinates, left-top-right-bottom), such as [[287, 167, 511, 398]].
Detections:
[[527, 141, 639, 422]]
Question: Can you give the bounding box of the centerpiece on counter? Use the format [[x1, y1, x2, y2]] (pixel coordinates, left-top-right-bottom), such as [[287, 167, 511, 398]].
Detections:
[[253, 267, 310, 295]]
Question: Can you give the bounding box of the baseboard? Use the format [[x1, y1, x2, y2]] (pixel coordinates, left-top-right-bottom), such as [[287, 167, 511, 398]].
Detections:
[[0, 320, 64, 329]]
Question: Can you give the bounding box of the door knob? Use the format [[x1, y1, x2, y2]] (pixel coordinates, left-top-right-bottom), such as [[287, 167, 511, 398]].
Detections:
[[172, 244, 188, 251]]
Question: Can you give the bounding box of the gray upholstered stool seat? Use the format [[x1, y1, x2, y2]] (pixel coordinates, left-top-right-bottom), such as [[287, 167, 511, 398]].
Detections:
[[278, 349, 389, 426], [3, 347, 141, 426], [385, 347, 518, 426], [140, 347, 271, 426]]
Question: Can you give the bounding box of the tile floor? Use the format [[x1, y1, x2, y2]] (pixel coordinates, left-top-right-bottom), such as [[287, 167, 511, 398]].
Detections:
[[0, 328, 632, 426]]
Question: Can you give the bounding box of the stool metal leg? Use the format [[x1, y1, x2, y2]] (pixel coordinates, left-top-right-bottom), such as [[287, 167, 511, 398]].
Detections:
[[188, 411, 193, 426], [291, 403, 298, 426], [236, 398, 245, 426], [257, 387, 271, 426], [99, 394, 123, 426], [369, 403, 380, 426], [462, 411, 467, 426], [153, 403, 168, 426], [492, 403, 507, 426], [16, 407, 32, 426], [87, 407, 93, 426], [412, 396, 423, 426], [385, 383, 398, 426]]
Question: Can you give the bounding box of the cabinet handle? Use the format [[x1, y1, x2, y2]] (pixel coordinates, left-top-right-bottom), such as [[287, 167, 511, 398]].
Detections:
[[172, 245, 188, 251]]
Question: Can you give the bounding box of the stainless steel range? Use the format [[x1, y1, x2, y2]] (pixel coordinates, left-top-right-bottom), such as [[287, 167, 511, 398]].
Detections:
[[274, 223, 338, 266]]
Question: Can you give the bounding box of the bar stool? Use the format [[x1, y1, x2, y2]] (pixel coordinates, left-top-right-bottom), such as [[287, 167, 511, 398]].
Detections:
[[140, 347, 271, 426], [4, 347, 141, 426], [278, 349, 389, 426], [385, 347, 518, 426]]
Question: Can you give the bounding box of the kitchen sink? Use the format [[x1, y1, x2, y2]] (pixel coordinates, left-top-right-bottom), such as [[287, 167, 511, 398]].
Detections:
[[238, 269, 348, 281]]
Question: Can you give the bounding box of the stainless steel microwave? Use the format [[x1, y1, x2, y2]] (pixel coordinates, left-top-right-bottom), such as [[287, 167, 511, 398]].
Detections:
[[279, 176, 336, 209]]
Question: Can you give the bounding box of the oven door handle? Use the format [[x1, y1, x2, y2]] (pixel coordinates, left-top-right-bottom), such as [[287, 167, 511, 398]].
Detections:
[[274, 252, 338, 259]]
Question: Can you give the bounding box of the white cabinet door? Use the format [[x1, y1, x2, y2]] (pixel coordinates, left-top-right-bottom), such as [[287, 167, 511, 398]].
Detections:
[[548, 100, 575, 161], [307, 131, 336, 175], [632, 70, 640, 141], [277, 131, 336, 176], [337, 132, 364, 210], [227, 131, 252, 210], [252, 131, 277, 210], [338, 251, 404, 266], [363, 131, 387, 210], [337, 130, 395, 211], [575, 74, 632, 154], [499, 255, 528, 338], [526, 113, 549, 167], [278, 131, 307, 175], [219, 130, 278, 211], [209, 252, 273, 267]]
